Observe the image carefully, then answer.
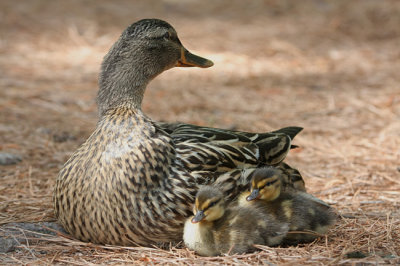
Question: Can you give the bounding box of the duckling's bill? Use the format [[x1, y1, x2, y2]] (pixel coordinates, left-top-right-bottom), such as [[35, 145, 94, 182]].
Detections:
[[246, 189, 260, 201], [176, 47, 214, 68], [191, 210, 205, 223]]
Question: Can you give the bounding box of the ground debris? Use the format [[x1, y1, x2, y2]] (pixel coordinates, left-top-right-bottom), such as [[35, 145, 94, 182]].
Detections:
[[0, 0, 399, 264], [0, 153, 22, 165], [0, 222, 66, 253]]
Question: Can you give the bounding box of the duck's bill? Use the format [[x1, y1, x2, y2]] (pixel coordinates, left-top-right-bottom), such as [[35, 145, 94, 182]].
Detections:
[[246, 189, 260, 201], [191, 210, 205, 223], [176, 48, 213, 68]]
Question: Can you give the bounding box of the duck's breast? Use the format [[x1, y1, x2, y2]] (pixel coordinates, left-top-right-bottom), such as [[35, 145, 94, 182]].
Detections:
[[54, 109, 195, 245]]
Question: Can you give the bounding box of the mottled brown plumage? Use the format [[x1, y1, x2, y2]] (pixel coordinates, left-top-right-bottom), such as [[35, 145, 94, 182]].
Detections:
[[54, 18, 305, 246]]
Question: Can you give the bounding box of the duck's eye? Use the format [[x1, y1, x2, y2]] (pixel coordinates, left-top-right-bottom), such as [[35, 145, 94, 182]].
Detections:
[[266, 182, 272, 186], [163, 32, 171, 40]]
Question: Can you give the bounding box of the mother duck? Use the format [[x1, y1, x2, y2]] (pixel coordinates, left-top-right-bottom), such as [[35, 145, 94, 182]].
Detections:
[[54, 19, 304, 246]]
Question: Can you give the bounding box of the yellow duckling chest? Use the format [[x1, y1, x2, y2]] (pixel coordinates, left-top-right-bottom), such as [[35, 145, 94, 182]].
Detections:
[[183, 219, 217, 256]]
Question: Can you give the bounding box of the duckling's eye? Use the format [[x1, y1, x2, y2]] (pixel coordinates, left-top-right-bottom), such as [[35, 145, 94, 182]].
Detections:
[[208, 201, 217, 208], [261, 179, 278, 188], [258, 185, 265, 190]]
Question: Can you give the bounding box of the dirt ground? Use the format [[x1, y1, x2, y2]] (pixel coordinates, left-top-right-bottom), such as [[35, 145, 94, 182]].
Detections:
[[1, 0, 399, 264]]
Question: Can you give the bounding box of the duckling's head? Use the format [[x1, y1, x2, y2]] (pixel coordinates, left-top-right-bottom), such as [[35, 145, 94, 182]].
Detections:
[[246, 167, 282, 202], [98, 18, 213, 115], [191, 186, 225, 223]]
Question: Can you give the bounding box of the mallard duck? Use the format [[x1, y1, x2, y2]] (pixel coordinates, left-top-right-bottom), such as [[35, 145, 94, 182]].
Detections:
[[54, 18, 304, 246], [183, 185, 288, 256], [239, 168, 337, 244]]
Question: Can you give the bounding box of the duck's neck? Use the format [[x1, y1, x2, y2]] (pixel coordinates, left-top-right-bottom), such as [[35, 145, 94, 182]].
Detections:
[[97, 66, 150, 117], [97, 40, 164, 117]]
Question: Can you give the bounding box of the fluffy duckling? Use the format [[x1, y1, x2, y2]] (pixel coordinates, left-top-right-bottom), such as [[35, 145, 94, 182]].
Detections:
[[240, 167, 337, 244], [184, 185, 289, 256]]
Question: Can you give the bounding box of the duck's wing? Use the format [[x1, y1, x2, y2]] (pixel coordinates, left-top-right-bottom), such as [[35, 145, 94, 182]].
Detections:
[[279, 162, 306, 192], [159, 122, 302, 143], [157, 122, 302, 174]]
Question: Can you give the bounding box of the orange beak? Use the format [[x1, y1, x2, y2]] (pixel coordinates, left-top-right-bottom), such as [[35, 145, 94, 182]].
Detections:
[[175, 47, 213, 68]]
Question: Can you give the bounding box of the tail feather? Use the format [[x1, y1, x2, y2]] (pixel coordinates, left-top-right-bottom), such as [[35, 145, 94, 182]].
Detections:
[[272, 126, 303, 140]]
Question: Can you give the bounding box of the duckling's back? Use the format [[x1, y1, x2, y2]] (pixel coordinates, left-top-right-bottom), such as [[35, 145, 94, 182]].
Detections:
[[282, 192, 337, 244], [255, 191, 337, 244], [212, 206, 289, 254], [54, 107, 196, 245]]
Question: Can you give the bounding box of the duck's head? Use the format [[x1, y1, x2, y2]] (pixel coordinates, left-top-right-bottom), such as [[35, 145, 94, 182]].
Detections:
[[191, 186, 225, 223], [246, 167, 282, 202], [98, 18, 213, 116]]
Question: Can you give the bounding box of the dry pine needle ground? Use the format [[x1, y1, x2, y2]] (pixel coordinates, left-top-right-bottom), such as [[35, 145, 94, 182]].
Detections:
[[0, 0, 399, 264]]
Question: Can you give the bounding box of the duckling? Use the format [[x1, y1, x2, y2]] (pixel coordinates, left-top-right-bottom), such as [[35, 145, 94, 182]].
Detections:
[[240, 167, 337, 244], [54, 18, 304, 246], [183, 185, 288, 256]]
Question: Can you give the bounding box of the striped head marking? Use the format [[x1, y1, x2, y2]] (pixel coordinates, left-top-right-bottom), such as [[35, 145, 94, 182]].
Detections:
[[192, 186, 225, 223], [247, 167, 282, 202]]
